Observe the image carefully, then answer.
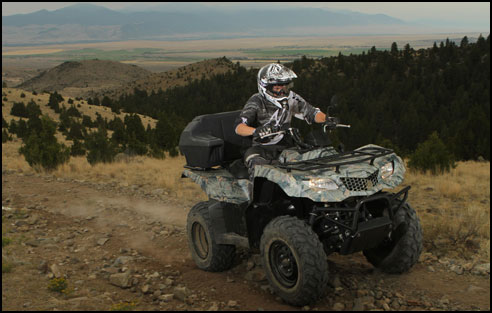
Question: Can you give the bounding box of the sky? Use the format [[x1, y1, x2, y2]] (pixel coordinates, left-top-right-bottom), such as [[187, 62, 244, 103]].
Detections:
[[2, 2, 490, 30]]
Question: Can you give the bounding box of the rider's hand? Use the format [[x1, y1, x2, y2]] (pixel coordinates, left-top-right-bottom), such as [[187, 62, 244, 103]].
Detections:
[[325, 117, 340, 130], [253, 124, 280, 138]]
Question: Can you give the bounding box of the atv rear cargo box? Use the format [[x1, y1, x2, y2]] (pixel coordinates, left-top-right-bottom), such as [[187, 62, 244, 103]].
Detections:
[[179, 110, 251, 169]]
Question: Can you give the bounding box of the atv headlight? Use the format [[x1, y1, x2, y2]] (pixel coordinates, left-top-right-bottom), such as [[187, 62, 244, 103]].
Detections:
[[305, 178, 339, 190], [381, 161, 394, 179]]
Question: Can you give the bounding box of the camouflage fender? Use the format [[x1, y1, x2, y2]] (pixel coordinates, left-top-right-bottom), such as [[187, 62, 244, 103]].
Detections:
[[182, 168, 251, 204]]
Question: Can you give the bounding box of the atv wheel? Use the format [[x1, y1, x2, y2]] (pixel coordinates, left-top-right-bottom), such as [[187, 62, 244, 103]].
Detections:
[[260, 216, 329, 306], [363, 202, 423, 274], [186, 201, 236, 272]]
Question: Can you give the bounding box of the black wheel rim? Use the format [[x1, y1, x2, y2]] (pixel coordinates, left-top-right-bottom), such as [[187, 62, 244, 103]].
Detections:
[[269, 240, 298, 288], [192, 222, 209, 259]]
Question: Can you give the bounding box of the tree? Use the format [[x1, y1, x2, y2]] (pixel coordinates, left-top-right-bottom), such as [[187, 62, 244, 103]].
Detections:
[[85, 127, 117, 165], [10, 101, 29, 118], [408, 131, 456, 175], [19, 115, 70, 171], [70, 138, 86, 156]]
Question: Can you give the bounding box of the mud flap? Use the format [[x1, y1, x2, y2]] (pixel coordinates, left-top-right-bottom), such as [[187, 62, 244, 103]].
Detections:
[[208, 201, 250, 248], [339, 216, 392, 255]]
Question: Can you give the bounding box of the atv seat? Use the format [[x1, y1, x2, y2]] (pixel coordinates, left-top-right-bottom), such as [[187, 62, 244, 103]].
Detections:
[[179, 110, 252, 171]]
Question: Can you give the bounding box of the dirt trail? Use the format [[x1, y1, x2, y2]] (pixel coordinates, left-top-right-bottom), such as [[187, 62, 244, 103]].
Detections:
[[2, 170, 490, 311]]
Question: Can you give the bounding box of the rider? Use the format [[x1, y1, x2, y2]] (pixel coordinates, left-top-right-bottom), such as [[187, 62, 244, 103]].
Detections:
[[234, 63, 327, 178]]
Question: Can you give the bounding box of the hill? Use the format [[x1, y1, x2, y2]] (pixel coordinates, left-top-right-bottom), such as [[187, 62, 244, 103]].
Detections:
[[94, 58, 239, 100], [16, 60, 151, 98]]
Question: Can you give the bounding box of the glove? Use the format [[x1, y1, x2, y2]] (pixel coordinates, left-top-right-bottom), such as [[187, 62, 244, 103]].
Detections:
[[253, 124, 280, 138], [324, 117, 340, 130]]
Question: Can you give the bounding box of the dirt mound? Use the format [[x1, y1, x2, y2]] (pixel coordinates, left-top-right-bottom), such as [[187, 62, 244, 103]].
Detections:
[[96, 57, 237, 100], [16, 59, 151, 98]]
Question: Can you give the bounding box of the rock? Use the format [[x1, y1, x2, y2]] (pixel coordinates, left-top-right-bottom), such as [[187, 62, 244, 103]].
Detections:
[[332, 302, 345, 311], [113, 256, 133, 266], [25, 239, 41, 247], [152, 188, 165, 196], [97, 238, 109, 246], [227, 300, 239, 308], [109, 272, 132, 288], [159, 294, 174, 302], [244, 268, 266, 282], [466, 285, 485, 293], [164, 277, 174, 286], [173, 286, 190, 301], [208, 302, 220, 311], [463, 262, 474, 271], [450, 264, 463, 275], [329, 275, 342, 288], [141, 284, 151, 294], [50, 264, 62, 278], [472, 263, 490, 275]]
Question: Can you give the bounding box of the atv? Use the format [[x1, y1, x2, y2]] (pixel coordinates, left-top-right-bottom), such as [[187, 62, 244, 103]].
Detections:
[[178, 100, 423, 306]]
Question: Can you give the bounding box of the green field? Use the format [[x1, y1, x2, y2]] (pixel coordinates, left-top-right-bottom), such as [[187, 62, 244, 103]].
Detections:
[[2, 46, 373, 64]]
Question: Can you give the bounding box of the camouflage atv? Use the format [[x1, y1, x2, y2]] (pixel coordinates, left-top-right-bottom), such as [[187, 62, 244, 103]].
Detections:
[[179, 102, 423, 306]]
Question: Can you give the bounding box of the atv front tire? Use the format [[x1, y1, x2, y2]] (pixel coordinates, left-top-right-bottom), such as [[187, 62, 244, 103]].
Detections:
[[363, 202, 423, 273], [260, 216, 329, 306], [187, 201, 236, 272]]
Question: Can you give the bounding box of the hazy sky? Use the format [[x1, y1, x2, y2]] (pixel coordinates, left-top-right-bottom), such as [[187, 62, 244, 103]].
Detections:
[[2, 2, 490, 30]]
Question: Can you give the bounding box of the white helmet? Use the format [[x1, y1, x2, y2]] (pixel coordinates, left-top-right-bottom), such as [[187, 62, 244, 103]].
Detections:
[[257, 63, 297, 109]]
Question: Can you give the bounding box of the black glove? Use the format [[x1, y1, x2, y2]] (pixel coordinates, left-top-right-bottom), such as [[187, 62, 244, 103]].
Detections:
[[253, 124, 280, 138], [324, 117, 340, 130]]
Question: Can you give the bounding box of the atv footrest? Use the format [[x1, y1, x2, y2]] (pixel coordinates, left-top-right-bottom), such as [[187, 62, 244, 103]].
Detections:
[[339, 216, 392, 255]]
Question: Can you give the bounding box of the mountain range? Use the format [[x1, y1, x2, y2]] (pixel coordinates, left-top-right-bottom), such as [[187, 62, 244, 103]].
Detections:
[[2, 3, 412, 46]]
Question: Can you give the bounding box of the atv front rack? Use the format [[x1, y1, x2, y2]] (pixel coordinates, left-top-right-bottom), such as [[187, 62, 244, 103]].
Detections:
[[278, 146, 394, 173]]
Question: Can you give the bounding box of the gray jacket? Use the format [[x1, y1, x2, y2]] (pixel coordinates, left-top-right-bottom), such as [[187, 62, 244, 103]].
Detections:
[[234, 92, 320, 145]]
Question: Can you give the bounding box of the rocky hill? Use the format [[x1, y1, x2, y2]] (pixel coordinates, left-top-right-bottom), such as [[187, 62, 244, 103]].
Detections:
[[92, 57, 238, 100], [14, 58, 238, 101], [16, 59, 152, 98]]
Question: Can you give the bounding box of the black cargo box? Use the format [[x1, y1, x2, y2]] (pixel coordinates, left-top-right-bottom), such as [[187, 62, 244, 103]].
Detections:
[[179, 111, 251, 169]]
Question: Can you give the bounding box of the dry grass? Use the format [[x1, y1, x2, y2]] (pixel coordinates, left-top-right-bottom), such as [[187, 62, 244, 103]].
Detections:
[[404, 160, 490, 260]]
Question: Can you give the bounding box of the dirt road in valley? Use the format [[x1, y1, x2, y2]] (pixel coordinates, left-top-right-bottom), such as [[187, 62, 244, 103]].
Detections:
[[2, 169, 490, 311]]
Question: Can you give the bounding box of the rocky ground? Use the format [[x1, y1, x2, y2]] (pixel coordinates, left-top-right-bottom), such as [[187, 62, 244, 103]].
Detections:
[[2, 168, 490, 311]]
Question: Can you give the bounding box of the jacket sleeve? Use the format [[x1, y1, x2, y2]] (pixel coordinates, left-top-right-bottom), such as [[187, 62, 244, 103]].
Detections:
[[291, 92, 320, 124]]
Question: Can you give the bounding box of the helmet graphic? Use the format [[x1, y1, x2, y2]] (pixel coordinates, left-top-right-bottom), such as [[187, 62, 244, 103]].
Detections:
[[257, 63, 297, 108]]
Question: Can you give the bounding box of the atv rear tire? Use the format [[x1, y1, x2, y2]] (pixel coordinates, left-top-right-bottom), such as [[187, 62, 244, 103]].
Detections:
[[187, 201, 236, 272], [260, 216, 329, 306], [363, 202, 422, 274]]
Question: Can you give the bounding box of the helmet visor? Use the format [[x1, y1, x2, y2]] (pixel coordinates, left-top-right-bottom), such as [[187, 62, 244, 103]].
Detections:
[[266, 81, 294, 98]]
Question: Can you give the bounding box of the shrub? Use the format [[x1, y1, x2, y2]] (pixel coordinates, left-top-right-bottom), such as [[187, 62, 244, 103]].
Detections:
[[19, 116, 70, 171], [408, 131, 456, 175], [47, 278, 68, 293]]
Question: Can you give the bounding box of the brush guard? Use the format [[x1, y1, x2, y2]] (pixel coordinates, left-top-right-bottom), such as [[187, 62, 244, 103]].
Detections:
[[309, 186, 410, 255]]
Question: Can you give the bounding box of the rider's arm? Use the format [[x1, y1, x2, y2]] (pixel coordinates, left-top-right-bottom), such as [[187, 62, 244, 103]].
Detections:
[[235, 123, 255, 137], [315, 111, 326, 123]]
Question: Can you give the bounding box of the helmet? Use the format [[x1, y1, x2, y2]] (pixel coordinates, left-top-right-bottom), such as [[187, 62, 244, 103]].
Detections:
[[257, 63, 297, 108]]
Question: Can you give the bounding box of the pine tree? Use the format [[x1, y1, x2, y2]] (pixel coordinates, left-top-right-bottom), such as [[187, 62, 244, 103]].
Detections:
[[19, 115, 70, 171]]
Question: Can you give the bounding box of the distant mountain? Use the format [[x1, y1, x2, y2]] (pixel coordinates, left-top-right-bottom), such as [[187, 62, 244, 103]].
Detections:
[[16, 59, 151, 97], [2, 3, 408, 46]]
